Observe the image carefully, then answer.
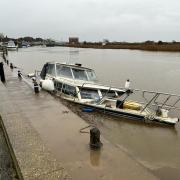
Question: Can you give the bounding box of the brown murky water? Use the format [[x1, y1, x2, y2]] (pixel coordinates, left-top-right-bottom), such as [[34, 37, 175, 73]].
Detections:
[[8, 47, 180, 179]]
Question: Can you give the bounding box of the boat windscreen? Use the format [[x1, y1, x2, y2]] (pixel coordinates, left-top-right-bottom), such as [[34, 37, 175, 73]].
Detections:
[[56, 65, 73, 78], [86, 70, 97, 81], [80, 88, 100, 100], [72, 68, 88, 81]]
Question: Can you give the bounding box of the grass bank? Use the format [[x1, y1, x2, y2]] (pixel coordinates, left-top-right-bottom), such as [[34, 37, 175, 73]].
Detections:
[[61, 42, 180, 52]]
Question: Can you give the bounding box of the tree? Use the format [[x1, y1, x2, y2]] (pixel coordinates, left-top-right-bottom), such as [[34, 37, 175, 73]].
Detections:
[[158, 40, 163, 45], [23, 36, 34, 42], [0, 33, 4, 41], [35, 37, 43, 42]]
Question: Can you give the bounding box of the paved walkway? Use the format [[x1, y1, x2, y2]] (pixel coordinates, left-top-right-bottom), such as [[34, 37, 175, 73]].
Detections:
[[0, 59, 159, 180], [0, 62, 69, 180], [0, 126, 18, 180]]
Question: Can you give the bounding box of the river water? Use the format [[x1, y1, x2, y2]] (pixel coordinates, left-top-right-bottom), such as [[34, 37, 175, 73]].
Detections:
[[8, 47, 180, 179]]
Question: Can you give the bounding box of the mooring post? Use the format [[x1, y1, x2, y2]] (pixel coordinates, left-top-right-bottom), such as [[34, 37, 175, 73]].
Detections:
[[18, 70, 22, 78], [33, 79, 39, 93], [2, 52, 6, 62], [0, 62, 6, 83], [89, 127, 102, 150], [5, 48, 8, 55], [10, 63, 13, 69]]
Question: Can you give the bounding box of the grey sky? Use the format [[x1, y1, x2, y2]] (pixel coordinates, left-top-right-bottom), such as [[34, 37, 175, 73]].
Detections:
[[1, 0, 180, 42]]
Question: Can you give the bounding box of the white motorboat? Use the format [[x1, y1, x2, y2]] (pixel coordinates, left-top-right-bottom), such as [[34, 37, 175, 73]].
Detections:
[[21, 41, 30, 48], [7, 40, 18, 50], [34, 62, 179, 125]]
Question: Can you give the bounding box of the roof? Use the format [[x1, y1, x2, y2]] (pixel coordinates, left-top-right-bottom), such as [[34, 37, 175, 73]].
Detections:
[[47, 61, 93, 71]]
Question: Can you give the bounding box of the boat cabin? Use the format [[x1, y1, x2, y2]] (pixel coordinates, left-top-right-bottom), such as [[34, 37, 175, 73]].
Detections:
[[40, 62, 125, 103], [40, 62, 97, 82]]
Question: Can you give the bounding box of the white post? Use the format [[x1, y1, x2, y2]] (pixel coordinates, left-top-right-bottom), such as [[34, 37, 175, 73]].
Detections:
[[125, 79, 130, 89]]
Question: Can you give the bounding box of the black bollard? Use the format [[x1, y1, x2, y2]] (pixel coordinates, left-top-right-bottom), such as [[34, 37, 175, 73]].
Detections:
[[33, 80, 39, 93], [0, 62, 6, 83], [18, 70, 22, 78], [5, 48, 8, 55], [6, 60, 9, 65], [89, 127, 102, 150], [2, 52, 6, 62], [10, 63, 13, 69]]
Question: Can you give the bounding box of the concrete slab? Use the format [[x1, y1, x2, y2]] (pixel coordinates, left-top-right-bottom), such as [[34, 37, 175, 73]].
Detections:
[[0, 60, 159, 180]]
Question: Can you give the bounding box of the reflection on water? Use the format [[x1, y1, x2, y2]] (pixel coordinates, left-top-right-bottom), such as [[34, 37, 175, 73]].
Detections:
[[8, 47, 180, 179], [90, 149, 101, 167], [152, 166, 180, 180]]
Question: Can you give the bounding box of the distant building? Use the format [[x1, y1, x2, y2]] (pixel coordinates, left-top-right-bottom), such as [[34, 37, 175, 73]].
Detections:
[[69, 37, 79, 44]]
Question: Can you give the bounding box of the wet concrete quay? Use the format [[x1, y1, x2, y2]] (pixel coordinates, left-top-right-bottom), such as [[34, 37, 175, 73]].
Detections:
[[0, 60, 159, 179], [0, 126, 18, 180]]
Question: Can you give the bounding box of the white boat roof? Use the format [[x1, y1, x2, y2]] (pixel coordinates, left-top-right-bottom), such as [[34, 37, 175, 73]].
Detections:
[[48, 61, 93, 71]]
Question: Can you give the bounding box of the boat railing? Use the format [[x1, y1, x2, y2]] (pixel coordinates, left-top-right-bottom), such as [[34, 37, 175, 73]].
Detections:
[[131, 89, 180, 112], [75, 82, 180, 112]]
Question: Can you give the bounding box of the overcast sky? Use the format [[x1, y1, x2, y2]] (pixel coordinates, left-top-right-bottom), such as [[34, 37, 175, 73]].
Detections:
[[0, 0, 180, 42]]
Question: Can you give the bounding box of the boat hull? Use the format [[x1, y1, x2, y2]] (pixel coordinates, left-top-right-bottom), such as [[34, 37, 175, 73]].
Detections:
[[7, 47, 17, 51], [63, 98, 178, 126]]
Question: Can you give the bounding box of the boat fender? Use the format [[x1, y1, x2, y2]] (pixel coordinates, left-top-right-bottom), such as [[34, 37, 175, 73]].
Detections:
[[41, 79, 54, 91]]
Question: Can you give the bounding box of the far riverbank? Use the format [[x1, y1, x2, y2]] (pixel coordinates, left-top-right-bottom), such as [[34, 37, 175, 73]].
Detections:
[[60, 42, 180, 52]]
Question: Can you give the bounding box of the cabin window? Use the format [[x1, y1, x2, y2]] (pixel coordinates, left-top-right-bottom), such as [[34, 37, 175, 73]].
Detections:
[[72, 68, 88, 81], [101, 90, 117, 98], [47, 64, 55, 76], [54, 81, 62, 91], [56, 65, 72, 78], [80, 88, 100, 100], [62, 84, 76, 97], [86, 70, 97, 81]]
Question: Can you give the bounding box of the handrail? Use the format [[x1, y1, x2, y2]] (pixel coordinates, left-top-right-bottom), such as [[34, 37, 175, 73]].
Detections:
[[133, 88, 180, 98], [141, 93, 160, 113]]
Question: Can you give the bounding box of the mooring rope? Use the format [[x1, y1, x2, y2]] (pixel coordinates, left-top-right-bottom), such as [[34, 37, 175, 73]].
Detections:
[[79, 123, 97, 134]]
